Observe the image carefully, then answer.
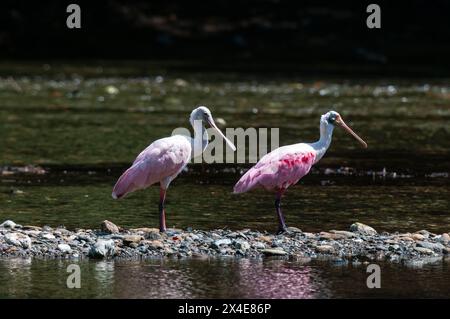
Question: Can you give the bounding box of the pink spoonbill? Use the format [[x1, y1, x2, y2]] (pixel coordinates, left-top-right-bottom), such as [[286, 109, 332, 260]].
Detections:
[[233, 111, 367, 233], [112, 106, 236, 232]]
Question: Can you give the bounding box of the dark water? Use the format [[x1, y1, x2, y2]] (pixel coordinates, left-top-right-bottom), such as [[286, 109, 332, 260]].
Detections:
[[0, 62, 449, 298], [0, 257, 449, 298]]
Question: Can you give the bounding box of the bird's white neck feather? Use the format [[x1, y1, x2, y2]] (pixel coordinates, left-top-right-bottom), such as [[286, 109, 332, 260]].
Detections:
[[309, 121, 334, 164], [190, 120, 208, 157]]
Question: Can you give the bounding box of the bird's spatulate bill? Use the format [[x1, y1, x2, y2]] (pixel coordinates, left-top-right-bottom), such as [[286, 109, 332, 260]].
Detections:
[[336, 117, 368, 148], [208, 119, 237, 151]]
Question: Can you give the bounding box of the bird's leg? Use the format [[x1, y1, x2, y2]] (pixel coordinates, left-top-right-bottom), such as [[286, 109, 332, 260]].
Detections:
[[275, 190, 288, 234], [159, 188, 167, 233]]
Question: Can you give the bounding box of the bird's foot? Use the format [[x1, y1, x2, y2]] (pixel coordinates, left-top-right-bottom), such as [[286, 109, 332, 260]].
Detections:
[[276, 226, 289, 235]]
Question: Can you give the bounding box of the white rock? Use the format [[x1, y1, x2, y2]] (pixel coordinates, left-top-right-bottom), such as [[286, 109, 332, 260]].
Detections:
[[262, 248, 287, 256], [57, 244, 72, 253], [40, 233, 56, 240], [213, 239, 232, 247], [5, 232, 31, 249], [0, 220, 17, 228], [89, 239, 115, 258]]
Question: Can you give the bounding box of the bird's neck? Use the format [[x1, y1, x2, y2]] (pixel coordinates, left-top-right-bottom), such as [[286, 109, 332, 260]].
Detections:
[[191, 120, 208, 157], [310, 122, 334, 164]]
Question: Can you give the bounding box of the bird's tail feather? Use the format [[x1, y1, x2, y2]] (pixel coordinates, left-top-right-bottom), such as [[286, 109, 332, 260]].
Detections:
[[112, 164, 146, 199], [233, 168, 260, 193]]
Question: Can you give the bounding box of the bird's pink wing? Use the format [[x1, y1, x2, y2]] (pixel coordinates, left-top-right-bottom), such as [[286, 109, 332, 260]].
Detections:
[[234, 146, 316, 193], [112, 136, 191, 199]]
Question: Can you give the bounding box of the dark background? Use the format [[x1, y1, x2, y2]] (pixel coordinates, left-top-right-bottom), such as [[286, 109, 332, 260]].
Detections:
[[1, 0, 449, 75]]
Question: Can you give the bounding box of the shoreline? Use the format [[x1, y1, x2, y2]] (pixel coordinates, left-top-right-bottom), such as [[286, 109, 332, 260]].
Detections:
[[0, 220, 449, 262]]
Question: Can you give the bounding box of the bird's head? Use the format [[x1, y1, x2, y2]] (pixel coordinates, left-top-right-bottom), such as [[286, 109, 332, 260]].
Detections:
[[321, 111, 367, 148], [190, 106, 212, 125], [190, 106, 236, 151]]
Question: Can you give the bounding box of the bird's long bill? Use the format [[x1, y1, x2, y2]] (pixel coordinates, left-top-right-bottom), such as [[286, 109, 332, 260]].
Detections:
[[207, 119, 237, 151], [336, 117, 368, 148]]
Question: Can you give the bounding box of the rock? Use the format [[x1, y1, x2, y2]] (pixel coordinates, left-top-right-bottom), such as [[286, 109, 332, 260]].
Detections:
[[252, 242, 266, 249], [22, 225, 42, 231], [132, 228, 162, 240], [89, 239, 115, 258], [40, 233, 56, 240], [315, 245, 335, 254], [257, 236, 273, 243], [414, 247, 434, 255], [211, 238, 232, 249], [439, 233, 450, 243], [350, 222, 377, 236], [286, 227, 302, 233], [1, 220, 17, 228], [5, 233, 31, 249], [416, 241, 445, 252], [329, 230, 357, 238], [416, 230, 434, 238], [145, 240, 164, 249], [233, 240, 250, 251], [165, 228, 183, 236], [319, 232, 345, 240], [57, 244, 72, 253], [262, 248, 287, 256], [443, 248, 450, 255], [411, 234, 425, 241], [100, 220, 120, 234], [123, 235, 143, 246]]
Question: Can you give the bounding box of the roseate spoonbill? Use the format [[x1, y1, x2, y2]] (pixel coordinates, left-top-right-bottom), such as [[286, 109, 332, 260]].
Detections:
[[233, 111, 367, 233], [112, 106, 236, 232]]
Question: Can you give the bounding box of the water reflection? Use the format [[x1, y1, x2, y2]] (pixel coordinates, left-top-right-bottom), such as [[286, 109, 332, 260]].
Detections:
[[0, 258, 449, 298]]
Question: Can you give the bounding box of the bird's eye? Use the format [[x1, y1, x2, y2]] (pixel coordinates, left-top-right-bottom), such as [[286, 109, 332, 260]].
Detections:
[[327, 115, 336, 124]]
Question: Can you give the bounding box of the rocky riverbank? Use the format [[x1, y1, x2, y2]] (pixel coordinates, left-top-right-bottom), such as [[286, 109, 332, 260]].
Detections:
[[0, 220, 449, 262]]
